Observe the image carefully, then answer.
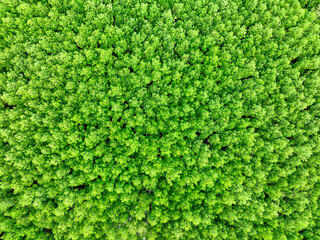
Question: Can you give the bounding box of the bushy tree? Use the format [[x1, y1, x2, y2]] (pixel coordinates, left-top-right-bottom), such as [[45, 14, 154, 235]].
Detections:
[[0, 0, 319, 239]]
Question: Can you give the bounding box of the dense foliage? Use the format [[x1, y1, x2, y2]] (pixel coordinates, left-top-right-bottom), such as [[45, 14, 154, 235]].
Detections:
[[1, 0, 320, 239], [300, 0, 320, 9]]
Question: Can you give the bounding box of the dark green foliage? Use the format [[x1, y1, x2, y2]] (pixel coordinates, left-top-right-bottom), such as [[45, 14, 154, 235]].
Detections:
[[300, 0, 320, 10], [1, 0, 320, 239]]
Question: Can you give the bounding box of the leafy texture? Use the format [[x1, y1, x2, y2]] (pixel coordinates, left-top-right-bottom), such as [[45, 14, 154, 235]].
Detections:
[[1, 0, 320, 239]]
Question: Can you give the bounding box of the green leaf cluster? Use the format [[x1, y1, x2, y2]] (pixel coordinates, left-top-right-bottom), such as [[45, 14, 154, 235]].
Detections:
[[0, 0, 320, 239]]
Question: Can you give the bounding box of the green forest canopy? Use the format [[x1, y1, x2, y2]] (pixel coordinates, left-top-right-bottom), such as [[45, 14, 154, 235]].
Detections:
[[1, 0, 320, 239]]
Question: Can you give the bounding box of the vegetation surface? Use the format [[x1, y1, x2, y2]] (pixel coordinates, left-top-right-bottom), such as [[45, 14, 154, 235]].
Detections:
[[1, 0, 320, 239]]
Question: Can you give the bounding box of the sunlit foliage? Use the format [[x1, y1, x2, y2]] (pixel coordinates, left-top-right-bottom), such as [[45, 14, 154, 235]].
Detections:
[[0, 0, 320, 239]]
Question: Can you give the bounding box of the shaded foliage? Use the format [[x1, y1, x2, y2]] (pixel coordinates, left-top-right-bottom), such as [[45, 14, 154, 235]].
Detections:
[[0, 0, 320, 239]]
